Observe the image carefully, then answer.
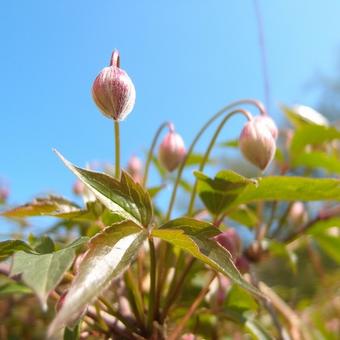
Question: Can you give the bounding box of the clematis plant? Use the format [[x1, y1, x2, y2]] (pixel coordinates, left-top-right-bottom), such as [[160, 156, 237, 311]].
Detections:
[[1, 50, 340, 340]]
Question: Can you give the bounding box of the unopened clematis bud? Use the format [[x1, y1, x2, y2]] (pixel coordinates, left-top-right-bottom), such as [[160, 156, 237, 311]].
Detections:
[[72, 179, 85, 196], [289, 201, 307, 226], [254, 115, 279, 140], [92, 50, 136, 121], [126, 155, 143, 183], [214, 229, 242, 260], [158, 125, 186, 172], [235, 256, 250, 274], [0, 187, 9, 203], [239, 118, 276, 170]]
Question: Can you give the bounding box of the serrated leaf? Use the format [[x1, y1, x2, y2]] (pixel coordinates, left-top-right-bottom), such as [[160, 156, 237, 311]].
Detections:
[[0, 240, 36, 260], [0, 281, 32, 297], [11, 237, 88, 310], [226, 284, 258, 311], [148, 185, 166, 198], [48, 220, 147, 336], [152, 218, 261, 297], [227, 205, 259, 227], [55, 150, 153, 227], [232, 176, 340, 207], [307, 217, 340, 235], [194, 170, 258, 215], [290, 125, 340, 155], [1, 196, 80, 218], [292, 151, 340, 174], [315, 234, 340, 263], [185, 153, 216, 166]]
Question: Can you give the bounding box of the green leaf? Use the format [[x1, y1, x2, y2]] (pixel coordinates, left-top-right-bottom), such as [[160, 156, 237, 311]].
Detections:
[[1, 195, 80, 218], [226, 284, 258, 311], [11, 237, 88, 309], [148, 185, 166, 198], [315, 234, 340, 263], [307, 217, 340, 235], [55, 150, 153, 227], [227, 205, 259, 228], [290, 125, 340, 155], [64, 323, 80, 340], [48, 220, 147, 336], [0, 281, 32, 297], [0, 240, 36, 261], [194, 170, 258, 215], [292, 151, 340, 174], [219, 139, 239, 148], [185, 153, 216, 166], [152, 218, 261, 297], [267, 240, 297, 272], [31, 235, 55, 254]]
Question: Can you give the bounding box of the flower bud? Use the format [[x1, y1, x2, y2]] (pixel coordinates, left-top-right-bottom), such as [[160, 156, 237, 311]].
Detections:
[[126, 155, 143, 183], [214, 229, 241, 259], [92, 50, 136, 121], [254, 115, 278, 140], [235, 256, 250, 274], [72, 179, 85, 196], [289, 201, 307, 226], [0, 187, 9, 203], [239, 118, 276, 170], [158, 126, 186, 172], [318, 204, 340, 219]]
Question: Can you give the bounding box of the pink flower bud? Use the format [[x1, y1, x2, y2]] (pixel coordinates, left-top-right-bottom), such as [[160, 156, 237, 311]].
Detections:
[[254, 115, 278, 140], [319, 204, 340, 219], [126, 155, 143, 183], [0, 187, 9, 203], [158, 126, 186, 172], [239, 118, 276, 170], [235, 256, 250, 274], [214, 229, 242, 259], [72, 179, 85, 196], [92, 50, 136, 121], [181, 334, 196, 340], [289, 201, 307, 226]]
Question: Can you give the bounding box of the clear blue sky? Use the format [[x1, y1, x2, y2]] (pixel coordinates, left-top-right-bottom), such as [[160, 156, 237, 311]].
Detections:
[[1, 0, 340, 213]]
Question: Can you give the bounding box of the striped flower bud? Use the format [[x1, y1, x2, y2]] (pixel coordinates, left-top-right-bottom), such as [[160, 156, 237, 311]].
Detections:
[[158, 125, 186, 172], [92, 50, 136, 121], [239, 118, 276, 170], [126, 155, 143, 183], [254, 115, 278, 140]]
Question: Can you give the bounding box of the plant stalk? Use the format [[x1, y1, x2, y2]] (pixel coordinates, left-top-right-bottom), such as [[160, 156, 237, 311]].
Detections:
[[114, 120, 121, 179]]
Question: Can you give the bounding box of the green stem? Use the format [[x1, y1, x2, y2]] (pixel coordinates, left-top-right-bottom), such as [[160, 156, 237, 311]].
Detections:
[[147, 238, 157, 332], [114, 120, 121, 178], [187, 108, 252, 216], [165, 99, 265, 220], [143, 122, 170, 187]]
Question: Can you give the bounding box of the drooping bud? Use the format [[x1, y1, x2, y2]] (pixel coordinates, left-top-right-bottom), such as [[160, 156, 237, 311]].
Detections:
[[239, 118, 276, 170], [235, 256, 250, 274], [288, 201, 307, 226], [72, 179, 85, 196], [254, 115, 279, 140], [214, 228, 242, 260], [158, 124, 186, 172], [92, 50, 136, 121], [0, 187, 9, 203], [126, 155, 143, 183]]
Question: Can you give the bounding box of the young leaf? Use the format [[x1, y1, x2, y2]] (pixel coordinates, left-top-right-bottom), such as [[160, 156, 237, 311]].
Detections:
[[292, 151, 340, 175], [55, 150, 153, 227], [1, 196, 80, 218], [0, 281, 32, 297], [11, 237, 88, 310], [0, 240, 36, 261], [194, 170, 258, 215], [152, 218, 261, 297], [290, 125, 340, 155], [48, 220, 148, 336]]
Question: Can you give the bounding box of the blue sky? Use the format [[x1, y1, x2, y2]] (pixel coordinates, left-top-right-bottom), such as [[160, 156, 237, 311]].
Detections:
[[1, 0, 340, 217]]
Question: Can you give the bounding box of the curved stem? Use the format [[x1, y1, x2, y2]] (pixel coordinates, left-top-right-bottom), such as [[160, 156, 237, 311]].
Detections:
[[114, 121, 121, 179], [165, 99, 265, 220], [187, 109, 252, 216], [142, 122, 170, 187], [147, 238, 157, 333]]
